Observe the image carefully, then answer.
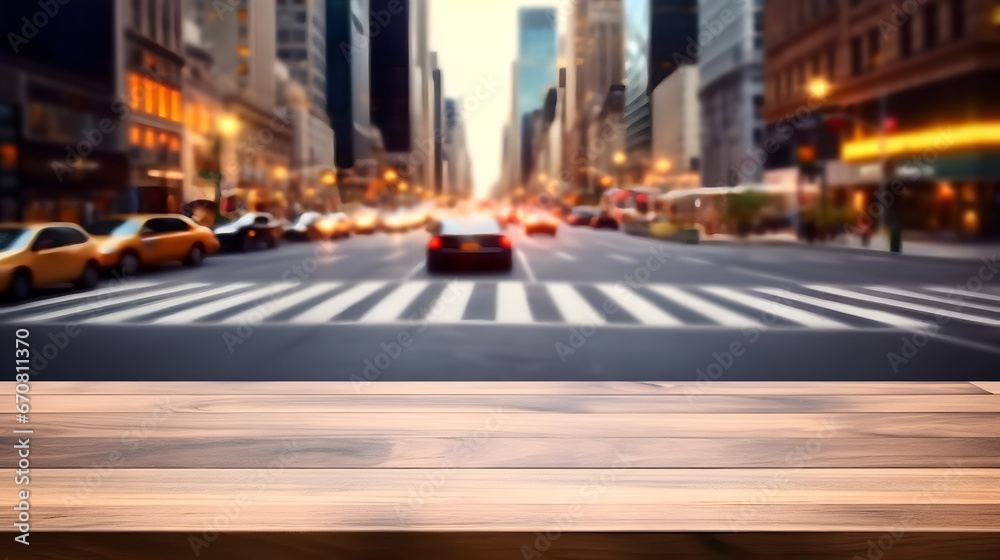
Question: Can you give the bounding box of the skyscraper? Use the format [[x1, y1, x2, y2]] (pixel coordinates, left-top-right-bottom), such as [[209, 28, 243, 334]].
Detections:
[[276, 0, 328, 113], [325, 0, 373, 169], [517, 8, 557, 186]]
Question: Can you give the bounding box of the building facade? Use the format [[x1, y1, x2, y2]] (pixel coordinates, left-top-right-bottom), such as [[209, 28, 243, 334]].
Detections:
[[698, 0, 765, 188], [652, 65, 701, 189], [763, 0, 1000, 238], [276, 0, 328, 112]]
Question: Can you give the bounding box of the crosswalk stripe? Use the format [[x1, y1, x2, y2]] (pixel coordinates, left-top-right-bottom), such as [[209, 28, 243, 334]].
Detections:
[[806, 285, 1000, 327], [755, 287, 926, 328], [19, 283, 208, 323], [702, 287, 848, 329], [288, 282, 386, 323], [925, 286, 1000, 304], [425, 281, 476, 323], [866, 286, 1000, 314], [87, 284, 250, 324], [495, 282, 533, 323], [152, 284, 297, 324], [359, 282, 428, 323], [596, 284, 681, 326], [0, 281, 160, 316], [648, 285, 753, 327], [216, 282, 342, 324], [555, 251, 577, 261], [547, 283, 606, 326]]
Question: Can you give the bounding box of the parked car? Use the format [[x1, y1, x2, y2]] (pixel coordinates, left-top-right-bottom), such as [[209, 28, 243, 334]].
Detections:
[[214, 213, 283, 251], [590, 213, 619, 230], [86, 214, 219, 275], [285, 212, 335, 241], [0, 223, 102, 300], [427, 218, 513, 273], [566, 206, 599, 226]]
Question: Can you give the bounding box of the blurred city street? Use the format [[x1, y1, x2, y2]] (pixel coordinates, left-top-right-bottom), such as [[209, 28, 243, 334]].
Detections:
[[4, 226, 998, 382]]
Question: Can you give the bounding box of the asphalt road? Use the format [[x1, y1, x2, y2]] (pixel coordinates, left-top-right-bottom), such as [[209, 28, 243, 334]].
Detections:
[[3, 223, 999, 382]]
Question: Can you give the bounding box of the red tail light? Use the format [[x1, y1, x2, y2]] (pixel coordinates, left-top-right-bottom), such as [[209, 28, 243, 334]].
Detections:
[[428, 236, 443, 251], [500, 236, 512, 249]]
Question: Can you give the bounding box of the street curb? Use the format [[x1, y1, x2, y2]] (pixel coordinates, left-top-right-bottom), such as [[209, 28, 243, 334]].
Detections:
[[696, 239, 995, 266]]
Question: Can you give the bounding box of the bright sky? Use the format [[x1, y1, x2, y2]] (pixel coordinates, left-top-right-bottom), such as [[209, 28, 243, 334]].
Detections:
[[430, 0, 559, 198]]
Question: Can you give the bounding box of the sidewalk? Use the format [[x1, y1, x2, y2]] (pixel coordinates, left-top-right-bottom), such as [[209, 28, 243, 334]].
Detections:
[[702, 231, 1000, 263]]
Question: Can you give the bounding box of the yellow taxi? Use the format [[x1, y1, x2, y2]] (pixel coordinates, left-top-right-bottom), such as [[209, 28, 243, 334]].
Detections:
[[0, 223, 103, 300], [85, 214, 220, 275]]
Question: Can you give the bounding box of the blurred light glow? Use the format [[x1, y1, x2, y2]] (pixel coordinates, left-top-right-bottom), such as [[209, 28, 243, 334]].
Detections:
[[807, 78, 829, 99], [613, 152, 626, 165], [843, 123, 1000, 161], [219, 115, 241, 137]]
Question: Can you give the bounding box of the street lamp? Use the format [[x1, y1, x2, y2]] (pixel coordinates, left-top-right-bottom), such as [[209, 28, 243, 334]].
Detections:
[[214, 115, 241, 222], [656, 158, 671, 174], [807, 78, 830, 100], [384, 169, 398, 182], [613, 151, 626, 188]]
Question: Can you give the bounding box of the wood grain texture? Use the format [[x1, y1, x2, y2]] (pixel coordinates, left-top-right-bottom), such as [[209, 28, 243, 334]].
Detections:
[[6, 381, 990, 395], [972, 382, 1000, 394]]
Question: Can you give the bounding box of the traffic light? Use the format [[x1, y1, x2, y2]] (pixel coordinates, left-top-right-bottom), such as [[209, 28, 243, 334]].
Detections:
[[797, 144, 819, 181]]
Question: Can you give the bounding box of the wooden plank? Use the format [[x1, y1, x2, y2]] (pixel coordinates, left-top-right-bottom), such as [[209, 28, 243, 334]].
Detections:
[[972, 382, 1000, 394], [10, 469, 1000, 531], [23, 393, 1000, 413], [6, 381, 990, 396], [13, 532, 1000, 560], [7, 412, 999, 438], [19, 437, 1000, 469]]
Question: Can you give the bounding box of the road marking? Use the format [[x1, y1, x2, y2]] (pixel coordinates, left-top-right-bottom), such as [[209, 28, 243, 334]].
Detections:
[[20, 283, 209, 323], [289, 282, 386, 323], [648, 285, 754, 327], [607, 254, 636, 264], [0, 281, 161, 316], [702, 286, 848, 329], [596, 284, 680, 326], [755, 287, 927, 328], [679, 256, 713, 266], [547, 283, 606, 326], [925, 286, 1000, 304], [555, 251, 577, 262], [425, 281, 476, 323], [726, 265, 797, 284], [359, 282, 428, 323], [153, 284, 296, 324], [495, 282, 534, 323], [216, 282, 342, 324], [866, 286, 1000, 314], [515, 249, 537, 283], [806, 285, 1000, 327], [402, 260, 425, 281], [87, 284, 249, 324]]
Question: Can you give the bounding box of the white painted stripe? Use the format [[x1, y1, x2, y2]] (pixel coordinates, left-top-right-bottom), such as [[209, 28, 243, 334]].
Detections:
[[555, 251, 577, 261], [20, 283, 208, 323], [755, 287, 926, 328], [359, 282, 428, 323], [607, 254, 636, 264], [515, 249, 537, 282], [289, 282, 386, 323], [648, 285, 754, 327], [86, 284, 248, 324], [547, 283, 606, 326], [216, 282, 342, 324], [496, 282, 534, 324], [679, 256, 713, 266], [596, 284, 680, 326], [806, 285, 1000, 327], [925, 286, 1000, 304], [0, 281, 160, 316], [153, 284, 296, 324], [702, 287, 848, 329], [866, 286, 1000, 314], [424, 281, 476, 323]]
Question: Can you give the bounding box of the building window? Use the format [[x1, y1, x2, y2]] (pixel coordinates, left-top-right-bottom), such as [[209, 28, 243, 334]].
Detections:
[[850, 36, 863, 76], [900, 17, 914, 58], [868, 28, 881, 69], [132, 0, 142, 29], [924, 3, 939, 49], [148, 0, 158, 40], [162, 0, 172, 48], [951, 0, 965, 39]]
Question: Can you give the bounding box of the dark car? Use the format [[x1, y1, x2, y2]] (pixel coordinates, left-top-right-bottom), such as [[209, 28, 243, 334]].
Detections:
[[214, 213, 283, 251], [427, 217, 513, 273], [590, 213, 619, 230], [566, 206, 598, 226]]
